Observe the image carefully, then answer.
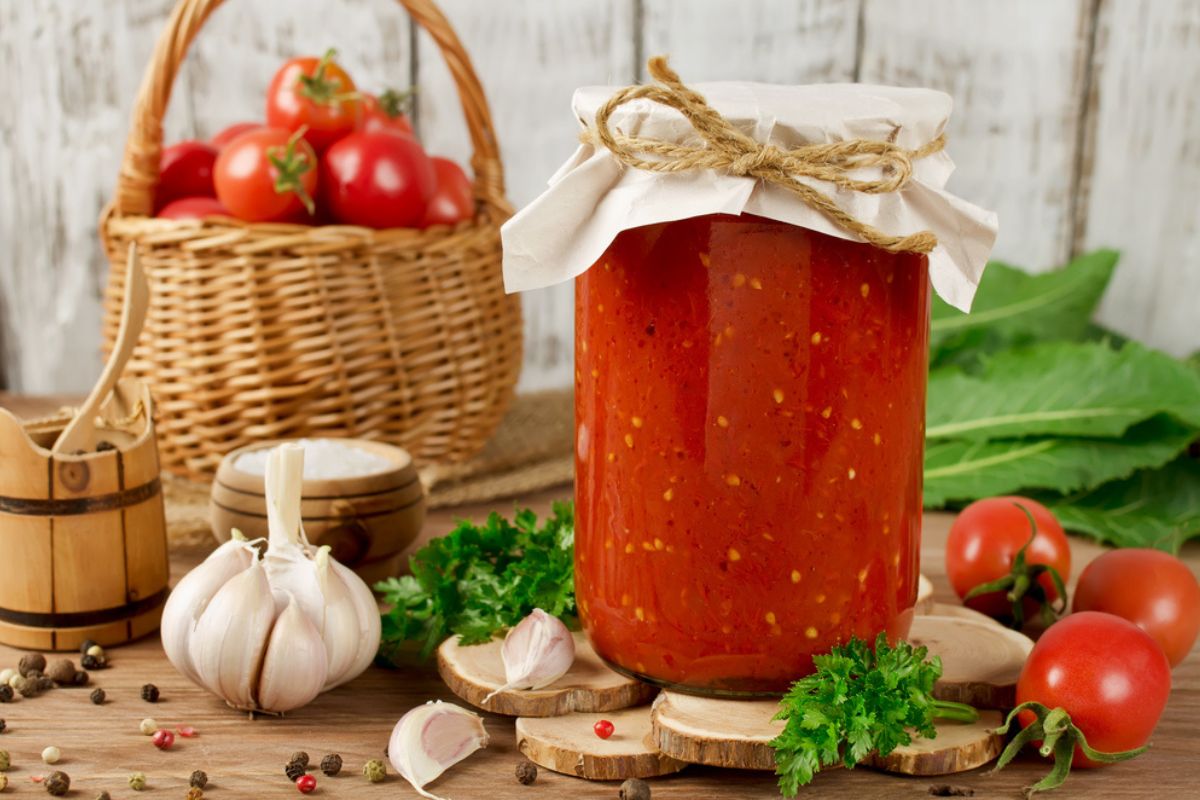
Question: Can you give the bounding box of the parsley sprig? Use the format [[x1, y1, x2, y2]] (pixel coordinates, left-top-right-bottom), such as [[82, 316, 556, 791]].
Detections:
[[771, 633, 978, 796], [375, 502, 576, 661]]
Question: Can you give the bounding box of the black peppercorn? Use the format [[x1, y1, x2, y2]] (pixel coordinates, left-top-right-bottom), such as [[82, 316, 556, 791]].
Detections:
[[79, 638, 98, 656], [515, 760, 538, 785], [319, 753, 342, 776], [73, 670, 90, 686], [141, 683, 159, 702], [45, 769, 70, 796], [18, 653, 46, 677], [96, 440, 117, 452], [81, 654, 104, 670], [96, 792, 112, 800], [190, 770, 209, 789], [285, 761, 307, 781], [619, 777, 651, 800], [0, 685, 12, 702], [90, 688, 106, 705], [0, 718, 6, 733], [289, 751, 310, 769]]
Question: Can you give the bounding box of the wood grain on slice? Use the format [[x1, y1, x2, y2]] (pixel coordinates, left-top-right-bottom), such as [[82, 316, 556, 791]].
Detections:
[[920, 601, 1006, 628], [863, 711, 1005, 776], [516, 705, 688, 780], [910, 616, 1033, 710], [438, 631, 656, 717], [651, 692, 781, 771], [916, 574, 935, 613]]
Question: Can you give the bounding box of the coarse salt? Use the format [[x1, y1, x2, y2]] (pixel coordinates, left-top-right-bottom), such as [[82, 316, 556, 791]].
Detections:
[[234, 439, 393, 480]]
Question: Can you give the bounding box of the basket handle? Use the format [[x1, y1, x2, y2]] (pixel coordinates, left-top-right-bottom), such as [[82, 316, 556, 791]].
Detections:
[[111, 0, 509, 218]]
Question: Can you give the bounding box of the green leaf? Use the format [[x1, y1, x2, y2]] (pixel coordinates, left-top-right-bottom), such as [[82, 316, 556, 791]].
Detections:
[[926, 341, 1200, 441], [923, 416, 1197, 507], [930, 250, 1117, 368], [1043, 457, 1200, 551]]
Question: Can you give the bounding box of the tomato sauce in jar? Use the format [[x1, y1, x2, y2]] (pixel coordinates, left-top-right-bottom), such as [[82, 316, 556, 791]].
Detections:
[[574, 213, 930, 695]]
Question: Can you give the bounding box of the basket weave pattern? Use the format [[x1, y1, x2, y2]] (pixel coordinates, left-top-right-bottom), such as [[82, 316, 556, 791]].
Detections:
[[100, 0, 522, 479]]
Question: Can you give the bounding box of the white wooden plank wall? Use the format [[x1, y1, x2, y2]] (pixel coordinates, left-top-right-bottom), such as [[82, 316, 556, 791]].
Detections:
[[1, 0, 1198, 393]]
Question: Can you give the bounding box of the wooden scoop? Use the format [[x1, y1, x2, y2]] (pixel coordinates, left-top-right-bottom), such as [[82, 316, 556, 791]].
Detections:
[[52, 244, 149, 454]]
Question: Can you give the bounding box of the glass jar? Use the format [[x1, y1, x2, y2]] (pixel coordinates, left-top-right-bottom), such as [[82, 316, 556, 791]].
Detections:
[[574, 213, 930, 695]]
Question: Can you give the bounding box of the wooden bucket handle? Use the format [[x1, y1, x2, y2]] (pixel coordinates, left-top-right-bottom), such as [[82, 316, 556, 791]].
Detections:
[[110, 0, 509, 218]]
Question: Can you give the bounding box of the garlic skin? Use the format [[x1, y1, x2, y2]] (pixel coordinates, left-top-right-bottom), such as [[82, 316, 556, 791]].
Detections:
[[159, 443, 381, 714], [484, 609, 575, 703], [388, 701, 488, 800]]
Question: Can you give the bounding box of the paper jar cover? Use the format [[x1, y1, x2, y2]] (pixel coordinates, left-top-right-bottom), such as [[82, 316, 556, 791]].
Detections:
[[501, 80, 999, 311]]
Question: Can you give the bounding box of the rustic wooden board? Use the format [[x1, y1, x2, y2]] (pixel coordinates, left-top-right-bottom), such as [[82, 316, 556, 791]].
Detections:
[[515, 705, 687, 780], [1081, 0, 1200, 358]]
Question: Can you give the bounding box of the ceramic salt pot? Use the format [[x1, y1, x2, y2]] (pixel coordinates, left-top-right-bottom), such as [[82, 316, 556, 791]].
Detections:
[[211, 439, 425, 584]]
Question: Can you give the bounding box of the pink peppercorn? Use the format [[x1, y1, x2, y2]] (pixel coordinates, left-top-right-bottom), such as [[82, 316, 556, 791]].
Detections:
[[296, 774, 317, 794], [152, 729, 175, 750], [176, 725, 197, 738], [594, 719, 615, 739]]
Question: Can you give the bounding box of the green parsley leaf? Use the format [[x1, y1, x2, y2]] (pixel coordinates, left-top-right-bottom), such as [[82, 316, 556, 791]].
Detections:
[[375, 502, 575, 662], [770, 633, 976, 796]]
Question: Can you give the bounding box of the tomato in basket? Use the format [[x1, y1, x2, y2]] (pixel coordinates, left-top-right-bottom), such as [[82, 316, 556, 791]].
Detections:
[[320, 130, 435, 229], [422, 157, 474, 227], [359, 90, 415, 137], [210, 121, 262, 150], [214, 127, 318, 223], [157, 196, 231, 220], [266, 50, 360, 154], [155, 141, 217, 212]]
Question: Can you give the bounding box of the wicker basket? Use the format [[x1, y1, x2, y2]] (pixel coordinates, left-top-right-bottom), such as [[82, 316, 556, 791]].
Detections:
[[100, 0, 522, 480]]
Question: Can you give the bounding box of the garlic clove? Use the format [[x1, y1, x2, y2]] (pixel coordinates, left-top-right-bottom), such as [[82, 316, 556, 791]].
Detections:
[[388, 701, 488, 800], [484, 609, 575, 702], [189, 560, 276, 711], [257, 592, 328, 713], [160, 535, 254, 684], [322, 550, 383, 688]]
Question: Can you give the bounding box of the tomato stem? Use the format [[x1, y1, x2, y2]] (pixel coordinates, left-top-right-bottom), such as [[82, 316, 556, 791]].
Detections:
[[932, 699, 979, 724], [991, 701, 1147, 796], [298, 47, 346, 106], [266, 127, 315, 215], [963, 503, 1067, 629], [378, 87, 415, 118]]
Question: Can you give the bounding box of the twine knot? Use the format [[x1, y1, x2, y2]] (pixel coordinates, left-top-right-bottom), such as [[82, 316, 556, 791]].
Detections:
[[584, 56, 946, 255]]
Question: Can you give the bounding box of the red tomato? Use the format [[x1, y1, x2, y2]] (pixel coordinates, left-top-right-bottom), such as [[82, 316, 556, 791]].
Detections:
[[945, 496, 1071, 621], [1016, 611, 1171, 768], [214, 128, 318, 223], [155, 141, 217, 212], [210, 121, 262, 150], [422, 157, 474, 227], [156, 196, 231, 220], [319, 131, 435, 229], [1073, 548, 1200, 667], [359, 90, 415, 137], [266, 50, 359, 153]]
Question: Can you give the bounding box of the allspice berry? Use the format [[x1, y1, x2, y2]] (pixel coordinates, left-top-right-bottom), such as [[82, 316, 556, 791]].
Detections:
[[141, 683, 160, 702], [47, 659, 76, 685], [320, 753, 342, 776], [18, 652, 46, 677], [34, 675, 55, 693], [15, 675, 39, 698], [90, 688, 106, 705], [619, 777, 652, 800], [96, 791, 112, 800], [0, 718, 6, 733], [190, 770, 209, 789], [45, 769, 71, 796], [515, 760, 538, 785]]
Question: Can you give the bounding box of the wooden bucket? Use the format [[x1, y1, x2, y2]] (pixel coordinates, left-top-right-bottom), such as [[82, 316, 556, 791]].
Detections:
[[211, 440, 426, 585], [0, 379, 169, 651]]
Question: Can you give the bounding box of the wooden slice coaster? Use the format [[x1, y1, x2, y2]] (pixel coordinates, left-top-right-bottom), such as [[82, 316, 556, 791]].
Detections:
[[437, 631, 657, 717], [916, 573, 935, 613], [862, 711, 1005, 776], [516, 705, 689, 780], [650, 691, 780, 771], [919, 601, 1005, 628], [910, 615, 1033, 710]]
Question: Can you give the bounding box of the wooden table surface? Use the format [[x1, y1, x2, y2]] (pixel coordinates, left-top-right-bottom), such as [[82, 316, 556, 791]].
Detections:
[[0, 394, 1197, 800]]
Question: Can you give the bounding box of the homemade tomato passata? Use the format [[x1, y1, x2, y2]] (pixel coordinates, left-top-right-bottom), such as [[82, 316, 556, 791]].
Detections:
[[575, 213, 930, 695]]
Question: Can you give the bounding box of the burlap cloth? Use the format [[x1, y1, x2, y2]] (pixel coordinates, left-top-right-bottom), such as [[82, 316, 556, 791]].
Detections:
[[165, 388, 574, 550]]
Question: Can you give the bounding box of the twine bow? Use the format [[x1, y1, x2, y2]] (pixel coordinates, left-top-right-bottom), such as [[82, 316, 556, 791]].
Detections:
[[585, 56, 946, 254]]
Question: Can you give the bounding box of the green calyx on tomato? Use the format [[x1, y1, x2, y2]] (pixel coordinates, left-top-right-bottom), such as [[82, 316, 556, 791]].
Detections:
[[376, 88, 413, 119], [992, 701, 1146, 795], [963, 503, 1067, 629], [298, 48, 353, 106], [266, 127, 316, 215]]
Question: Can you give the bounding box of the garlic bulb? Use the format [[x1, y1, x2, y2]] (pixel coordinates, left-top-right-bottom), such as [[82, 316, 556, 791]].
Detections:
[[388, 701, 488, 800], [160, 443, 381, 713], [484, 608, 575, 703]]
